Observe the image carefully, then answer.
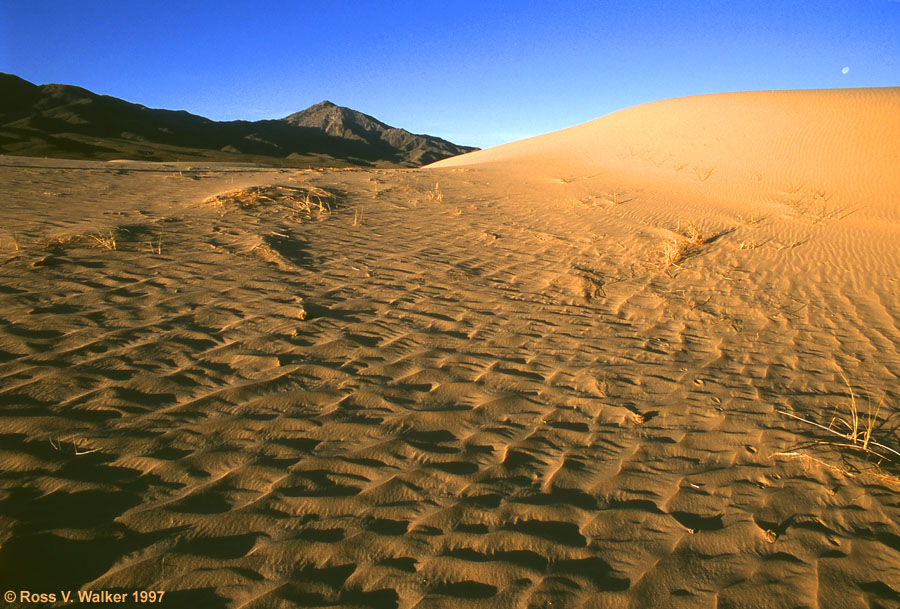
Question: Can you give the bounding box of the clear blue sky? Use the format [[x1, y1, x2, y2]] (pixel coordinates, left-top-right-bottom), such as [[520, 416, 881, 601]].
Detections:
[[2, 1, 898, 148]]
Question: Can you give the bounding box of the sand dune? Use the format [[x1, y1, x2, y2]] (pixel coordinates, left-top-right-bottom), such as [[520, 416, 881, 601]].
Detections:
[[433, 87, 900, 213], [1, 88, 900, 608]]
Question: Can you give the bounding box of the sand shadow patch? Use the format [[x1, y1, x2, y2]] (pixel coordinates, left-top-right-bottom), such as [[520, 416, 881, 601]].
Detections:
[[444, 547, 549, 572], [261, 231, 311, 267], [859, 580, 900, 604], [514, 488, 598, 510], [20, 489, 140, 529], [292, 563, 356, 588], [430, 580, 498, 599], [670, 511, 725, 532], [430, 460, 480, 475], [0, 526, 179, 592], [552, 557, 630, 590], [338, 588, 400, 608], [168, 490, 233, 514], [175, 533, 260, 559], [297, 528, 346, 543], [503, 519, 587, 547], [281, 470, 363, 498], [364, 518, 409, 536]]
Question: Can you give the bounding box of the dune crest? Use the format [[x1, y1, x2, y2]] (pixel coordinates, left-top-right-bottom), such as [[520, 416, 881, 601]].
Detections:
[[433, 87, 900, 221]]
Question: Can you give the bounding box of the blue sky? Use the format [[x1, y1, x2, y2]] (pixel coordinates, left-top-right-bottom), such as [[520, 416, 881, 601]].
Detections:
[[2, 1, 898, 148]]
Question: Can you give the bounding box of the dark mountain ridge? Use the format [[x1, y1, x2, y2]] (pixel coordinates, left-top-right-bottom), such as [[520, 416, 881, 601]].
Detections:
[[0, 73, 477, 167]]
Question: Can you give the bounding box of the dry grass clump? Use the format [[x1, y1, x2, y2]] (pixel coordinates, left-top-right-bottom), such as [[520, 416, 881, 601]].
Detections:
[[780, 187, 849, 225], [662, 239, 688, 267], [678, 220, 706, 246], [205, 185, 336, 215], [45, 234, 83, 250], [606, 190, 629, 205], [90, 231, 118, 250], [777, 371, 900, 464], [659, 219, 706, 267], [302, 186, 335, 213], [50, 434, 99, 456], [657, 218, 726, 267], [772, 237, 805, 251], [145, 234, 163, 255], [46, 231, 119, 251], [426, 183, 444, 204], [205, 186, 265, 210], [581, 190, 630, 208], [738, 212, 765, 226]]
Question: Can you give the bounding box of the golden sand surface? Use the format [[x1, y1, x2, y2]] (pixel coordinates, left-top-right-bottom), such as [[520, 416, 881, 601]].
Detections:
[[1, 88, 899, 608]]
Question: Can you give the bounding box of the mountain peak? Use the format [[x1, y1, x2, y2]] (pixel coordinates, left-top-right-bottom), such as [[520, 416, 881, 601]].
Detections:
[[282, 101, 390, 138], [279, 100, 477, 164], [307, 100, 338, 110]]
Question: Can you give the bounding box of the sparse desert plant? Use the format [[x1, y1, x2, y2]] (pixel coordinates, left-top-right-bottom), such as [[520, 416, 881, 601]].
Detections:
[[597, 376, 609, 396], [785, 181, 805, 195], [738, 239, 759, 250], [606, 190, 628, 205], [779, 187, 848, 225], [206, 186, 266, 210], [777, 372, 899, 463], [90, 231, 117, 250], [145, 234, 163, 254], [738, 212, 765, 226], [829, 372, 881, 451], [812, 188, 831, 202], [679, 220, 706, 245], [205, 185, 335, 215], [772, 237, 804, 250], [662, 239, 687, 267], [426, 183, 444, 204], [782, 195, 807, 215], [45, 234, 82, 250], [302, 187, 333, 213], [693, 166, 715, 182], [50, 434, 100, 456]]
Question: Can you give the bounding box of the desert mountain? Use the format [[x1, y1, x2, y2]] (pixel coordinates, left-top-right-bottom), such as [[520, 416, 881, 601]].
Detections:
[[0, 73, 476, 166], [283, 101, 472, 165]]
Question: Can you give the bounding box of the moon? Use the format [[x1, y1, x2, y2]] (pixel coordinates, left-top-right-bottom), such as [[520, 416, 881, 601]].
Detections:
[[842, 66, 850, 74]]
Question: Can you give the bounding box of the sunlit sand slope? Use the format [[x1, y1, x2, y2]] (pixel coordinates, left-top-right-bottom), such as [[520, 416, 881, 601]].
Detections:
[[433, 87, 900, 215]]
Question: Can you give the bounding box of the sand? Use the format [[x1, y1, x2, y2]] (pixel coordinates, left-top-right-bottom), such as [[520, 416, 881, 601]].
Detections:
[[1, 88, 899, 608]]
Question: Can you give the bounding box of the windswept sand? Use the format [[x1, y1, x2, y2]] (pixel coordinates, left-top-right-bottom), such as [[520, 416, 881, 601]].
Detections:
[[1, 88, 900, 608]]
